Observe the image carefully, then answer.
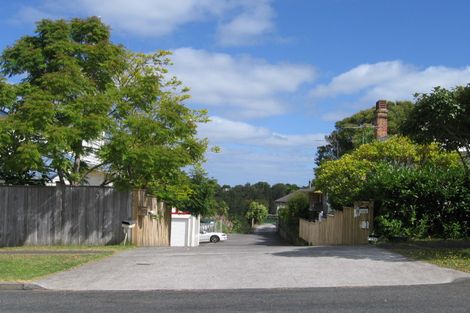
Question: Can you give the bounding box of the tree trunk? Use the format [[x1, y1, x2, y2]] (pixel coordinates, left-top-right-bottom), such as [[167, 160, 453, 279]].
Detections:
[[72, 154, 81, 186], [58, 169, 65, 185]]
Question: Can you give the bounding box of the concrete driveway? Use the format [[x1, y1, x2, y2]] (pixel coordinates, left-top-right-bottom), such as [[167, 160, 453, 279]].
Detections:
[[36, 231, 469, 290]]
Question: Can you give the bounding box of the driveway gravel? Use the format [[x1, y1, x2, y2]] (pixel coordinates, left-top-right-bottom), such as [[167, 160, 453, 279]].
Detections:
[[36, 231, 470, 290]]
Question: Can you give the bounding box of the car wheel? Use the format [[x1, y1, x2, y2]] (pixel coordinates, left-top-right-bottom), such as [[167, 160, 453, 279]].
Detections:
[[210, 235, 220, 243]]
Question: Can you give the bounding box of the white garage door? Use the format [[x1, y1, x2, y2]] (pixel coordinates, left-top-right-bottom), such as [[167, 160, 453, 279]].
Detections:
[[170, 219, 188, 247]]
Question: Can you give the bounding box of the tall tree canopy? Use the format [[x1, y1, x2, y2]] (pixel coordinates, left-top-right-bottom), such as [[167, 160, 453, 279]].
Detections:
[[175, 168, 220, 216], [402, 85, 470, 171], [0, 17, 208, 201], [315, 101, 413, 165]]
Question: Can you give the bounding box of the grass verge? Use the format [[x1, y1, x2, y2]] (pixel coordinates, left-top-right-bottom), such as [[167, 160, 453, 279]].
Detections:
[[0, 245, 133, 281], [379, 240, 470, 273]]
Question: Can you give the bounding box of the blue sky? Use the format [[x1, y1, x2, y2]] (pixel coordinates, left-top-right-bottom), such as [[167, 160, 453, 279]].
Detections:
[[1, 0, 470, 186]]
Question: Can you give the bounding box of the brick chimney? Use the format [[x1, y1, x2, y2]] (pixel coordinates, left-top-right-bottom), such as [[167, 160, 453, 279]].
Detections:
[[374, 100, 388, 140]]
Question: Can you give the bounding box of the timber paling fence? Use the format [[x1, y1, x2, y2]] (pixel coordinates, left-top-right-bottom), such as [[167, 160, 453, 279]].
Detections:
[[299, 202, 374, 246], [0, 185, 171, 247]]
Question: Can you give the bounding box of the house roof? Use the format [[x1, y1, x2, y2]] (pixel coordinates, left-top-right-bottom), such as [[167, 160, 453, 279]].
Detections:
[[274, 187, 315, 204]]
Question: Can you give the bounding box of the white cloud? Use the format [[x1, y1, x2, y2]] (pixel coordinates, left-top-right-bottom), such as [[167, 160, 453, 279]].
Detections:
[[311, 61, 470, 102], [75, 0, 225, 37], [216, 0, 275, 46], [198, 116, 324, 185], [171, 48, 316, 118], [12, 0, 276, 44], [198, 116, 325, 147]]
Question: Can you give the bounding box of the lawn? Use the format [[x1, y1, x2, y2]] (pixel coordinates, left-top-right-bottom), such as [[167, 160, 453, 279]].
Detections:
[[380, 240, 470, 273], [0, 245, 132, 282]]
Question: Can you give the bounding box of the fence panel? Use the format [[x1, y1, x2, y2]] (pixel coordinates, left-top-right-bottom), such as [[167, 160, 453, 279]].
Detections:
[[131, 190, 170, 246], [299, 204, 373, 246], [0, 185, 133, 247]]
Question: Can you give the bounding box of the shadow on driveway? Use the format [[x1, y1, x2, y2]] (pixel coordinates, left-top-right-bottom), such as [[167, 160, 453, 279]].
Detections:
[[270, 245, 410, 262]]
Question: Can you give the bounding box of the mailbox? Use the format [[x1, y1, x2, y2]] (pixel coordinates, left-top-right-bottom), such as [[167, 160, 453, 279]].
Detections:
[[122, 220, 135, 245], [122, 220, 136, 228]]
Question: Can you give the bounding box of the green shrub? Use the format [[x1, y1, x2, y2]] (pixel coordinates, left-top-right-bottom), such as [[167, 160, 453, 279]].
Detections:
[[245, 201, 268, 225], [230, 215, 251, 233], [443, 222, 463, 240], [368, 165, 470, 239], [376, 215, 411, 238]]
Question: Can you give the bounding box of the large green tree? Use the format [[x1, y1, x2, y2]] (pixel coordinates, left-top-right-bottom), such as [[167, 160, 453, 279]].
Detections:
[[402, 85, 470, 171], [0, 17, 125, 185], [0, 17, 208, 201]]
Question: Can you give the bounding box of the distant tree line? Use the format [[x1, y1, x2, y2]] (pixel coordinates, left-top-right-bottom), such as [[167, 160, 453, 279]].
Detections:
[[216, 182, 300, 216]]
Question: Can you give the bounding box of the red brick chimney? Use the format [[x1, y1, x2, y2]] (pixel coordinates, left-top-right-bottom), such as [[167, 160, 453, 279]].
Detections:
[[374, 100, 388, 140]]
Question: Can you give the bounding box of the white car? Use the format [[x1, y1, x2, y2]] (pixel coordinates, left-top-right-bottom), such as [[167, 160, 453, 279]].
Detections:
[[199, 230, 228, 243]]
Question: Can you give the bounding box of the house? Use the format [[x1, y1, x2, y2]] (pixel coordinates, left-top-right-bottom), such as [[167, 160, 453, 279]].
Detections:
[[275, 187, 330, 219], [47, 138, 111, 186]]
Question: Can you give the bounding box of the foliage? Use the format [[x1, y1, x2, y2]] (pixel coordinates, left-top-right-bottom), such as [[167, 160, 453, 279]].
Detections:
[[315, 87, 470, 240], [174, 168, 219, 216], [277, 192, 310, 245], [229, 214, 251, 233], [315, 136, 461, 210], [245, 201, 269, 225], [315, 155, 373, 209], [366, 165, 470, 239], [315, 101, 413, 165], [278, 209, 303, 245], [98, 51, 208, 200], [0, 17, 127, 185], [0, 18, 208, 202], [402, 85, 470, 171], [285, 192, 310, 221]]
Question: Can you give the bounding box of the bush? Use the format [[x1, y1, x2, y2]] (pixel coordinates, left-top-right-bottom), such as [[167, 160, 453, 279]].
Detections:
[[245, 201, 268, 225], [376, 215, 411, 239], [277, 192, 309, 228], [315, 136, 461, 210], [230, 215, 251, 234], [367, 165, 470, 239]]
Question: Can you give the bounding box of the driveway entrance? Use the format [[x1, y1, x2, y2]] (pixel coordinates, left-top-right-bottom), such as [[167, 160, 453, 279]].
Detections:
[[36, 230, 469, 290]]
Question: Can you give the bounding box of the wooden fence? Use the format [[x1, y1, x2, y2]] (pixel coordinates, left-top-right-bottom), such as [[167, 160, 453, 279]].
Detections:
[[299, 202, 373, 245], [131, 190, 171, 246], [0, 185, 171, 247]]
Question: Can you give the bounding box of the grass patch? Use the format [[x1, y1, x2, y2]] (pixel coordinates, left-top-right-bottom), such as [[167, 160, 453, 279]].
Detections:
[[0, 244, 131, 252], [0, 245, 133, 281], [380, 240, 470, 273]]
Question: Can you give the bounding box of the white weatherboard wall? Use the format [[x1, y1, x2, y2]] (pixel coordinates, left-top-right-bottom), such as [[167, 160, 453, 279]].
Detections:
[[170, 213, 200, 247]]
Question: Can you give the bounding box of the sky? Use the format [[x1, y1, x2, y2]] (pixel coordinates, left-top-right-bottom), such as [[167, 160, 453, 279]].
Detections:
[[1, 0, 470, 186]]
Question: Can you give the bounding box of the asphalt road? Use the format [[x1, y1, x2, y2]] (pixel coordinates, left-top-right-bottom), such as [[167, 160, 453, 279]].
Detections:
[[36, 231, 469, 290], [1, 279, 470, 313]]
